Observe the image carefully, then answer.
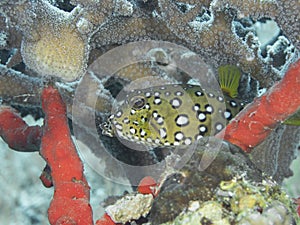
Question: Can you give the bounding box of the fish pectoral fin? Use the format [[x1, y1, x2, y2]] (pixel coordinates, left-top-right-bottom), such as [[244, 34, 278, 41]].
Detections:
[[149, 116, 160, 136]]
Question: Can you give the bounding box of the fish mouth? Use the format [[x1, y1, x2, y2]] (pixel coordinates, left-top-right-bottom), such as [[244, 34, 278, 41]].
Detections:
[[100, 121, 114, 137], [100, 115, 115, 137]]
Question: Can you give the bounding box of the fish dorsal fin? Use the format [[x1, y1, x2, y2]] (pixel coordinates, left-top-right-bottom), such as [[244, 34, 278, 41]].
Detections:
[[218, 65, 241, 98]]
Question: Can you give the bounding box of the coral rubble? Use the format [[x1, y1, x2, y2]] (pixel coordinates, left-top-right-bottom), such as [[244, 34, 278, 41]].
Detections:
[[149, 137, 263, 224], [160, 179, 297, 225]]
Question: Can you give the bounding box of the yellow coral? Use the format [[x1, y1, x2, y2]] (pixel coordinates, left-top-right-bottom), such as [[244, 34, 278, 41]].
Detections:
[[21, 24, 87, 82], [8, 0, 90, 82]]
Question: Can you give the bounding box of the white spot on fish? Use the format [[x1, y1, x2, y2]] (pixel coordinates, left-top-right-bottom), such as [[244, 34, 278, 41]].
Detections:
[[140, 129, 147, 136], [198, 113, 206, 121], [174, 141, 180, 146], [206, 105, 213, 113], [184, 138, 192, 145], [195, 91, 203, 96], [154, 98, 162, 105], [159, 128, 167, 139], [170, 98, 182, 108], [175, 91, 183, 96], [130, 128, 136, 134], [175, 115, 189, 126], [216, 123, 223, 131], [123, 118, 129, 124], [116, 111, 122, 118], [153, 111, 159, 118], [217, 96, 224, 102], [199, 125, 207, 133], [224, 111, 231, 119], [157, 117, 164, 125], [230, 100, 237, 107], [175, 132, 184, 141], [196, 135, 203, 140], [193, 104, 200, 111]]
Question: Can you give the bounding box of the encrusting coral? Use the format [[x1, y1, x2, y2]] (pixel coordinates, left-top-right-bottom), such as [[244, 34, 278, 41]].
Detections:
[[0, 0, 299, 224]]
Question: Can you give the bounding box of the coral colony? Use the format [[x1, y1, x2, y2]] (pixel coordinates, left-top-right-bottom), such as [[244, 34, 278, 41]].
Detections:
[[0, 0, 299, 224]]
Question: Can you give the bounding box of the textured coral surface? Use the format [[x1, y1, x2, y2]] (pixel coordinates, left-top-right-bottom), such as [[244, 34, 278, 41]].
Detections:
[[0, 0, 299, 224]]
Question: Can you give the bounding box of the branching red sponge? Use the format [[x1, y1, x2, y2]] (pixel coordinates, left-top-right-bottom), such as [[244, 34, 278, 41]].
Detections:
[[137, 176, 158, 197], [0, 106, 42, 152], [216, 58, 300, 152], [40, 86, 93, 225], [95, 213, 117, 225]]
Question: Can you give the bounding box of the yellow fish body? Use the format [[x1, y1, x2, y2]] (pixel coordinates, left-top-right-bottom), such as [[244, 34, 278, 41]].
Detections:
[[101, 65, 245, 147], [101, 84, 244, 147]]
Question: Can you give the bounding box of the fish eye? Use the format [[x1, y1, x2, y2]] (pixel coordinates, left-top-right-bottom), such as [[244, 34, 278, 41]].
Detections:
[[130, 96, 146, 109]]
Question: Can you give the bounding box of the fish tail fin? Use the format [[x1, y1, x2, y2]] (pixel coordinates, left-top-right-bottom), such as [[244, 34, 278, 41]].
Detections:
[[218, 65, 241, 98]]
